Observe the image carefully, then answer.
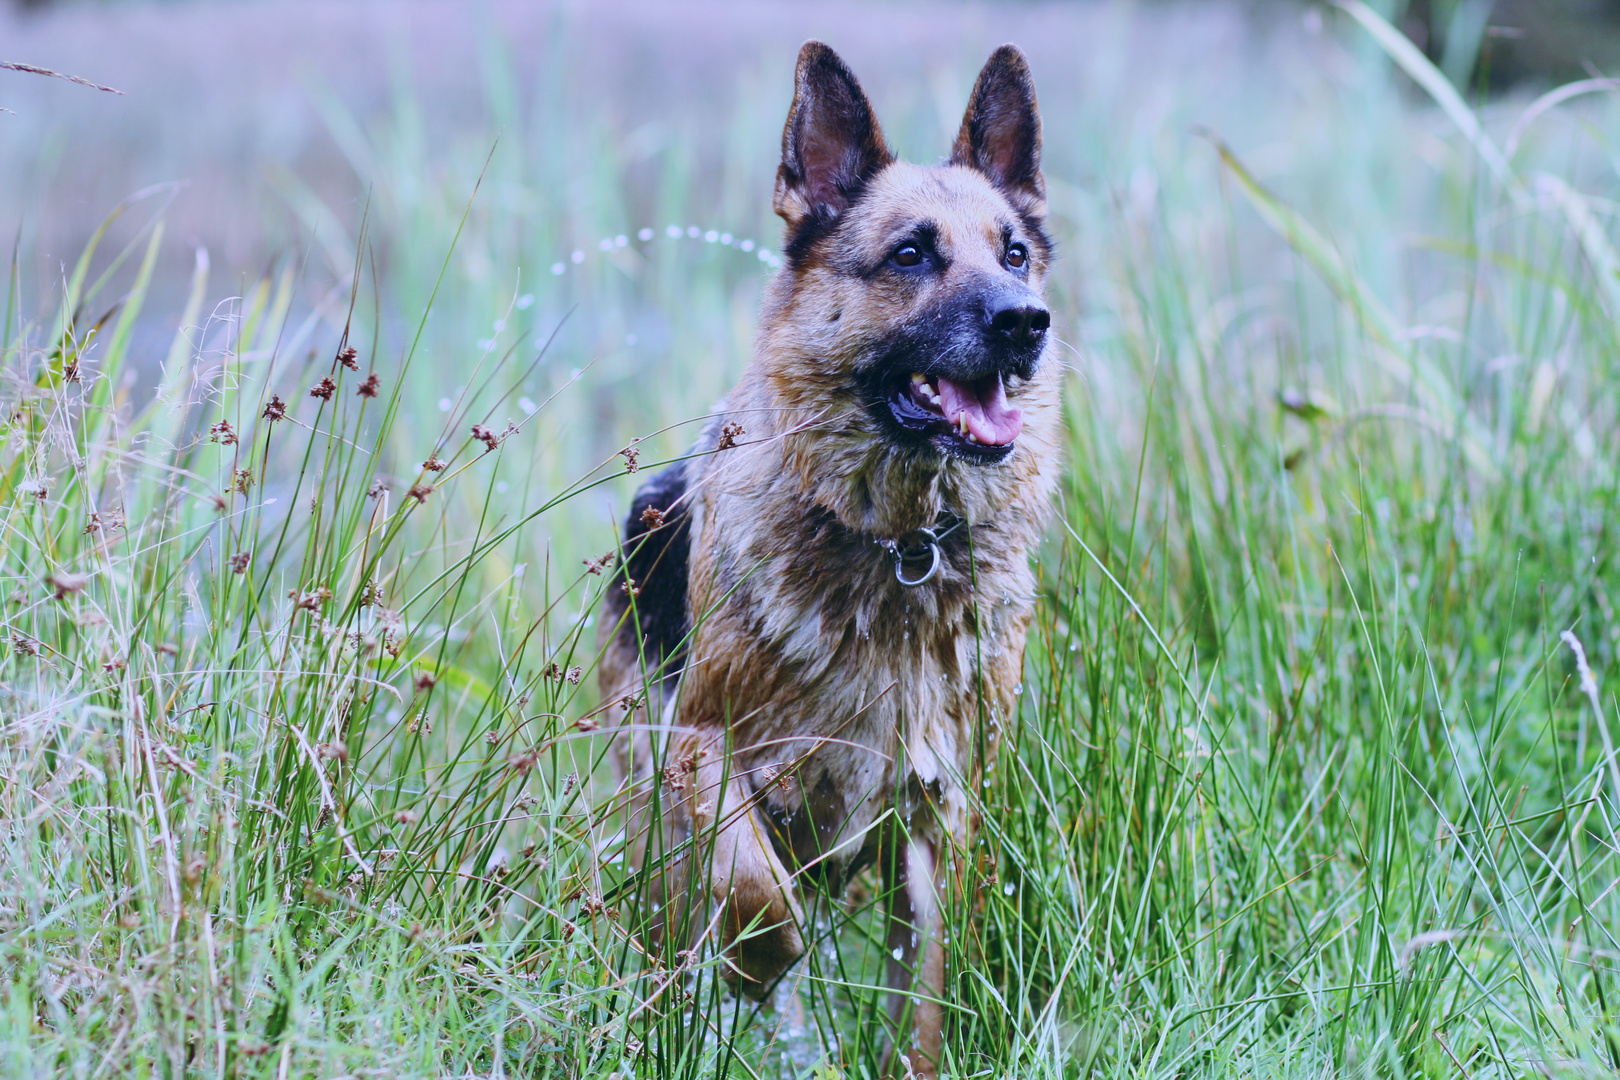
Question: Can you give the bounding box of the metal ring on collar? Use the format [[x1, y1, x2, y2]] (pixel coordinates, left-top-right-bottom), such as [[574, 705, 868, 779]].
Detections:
[[885, 527, 942, 587]]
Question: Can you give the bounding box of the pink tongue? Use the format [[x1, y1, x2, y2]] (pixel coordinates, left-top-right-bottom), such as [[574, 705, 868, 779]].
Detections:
[[936, 375, 1022, 446]]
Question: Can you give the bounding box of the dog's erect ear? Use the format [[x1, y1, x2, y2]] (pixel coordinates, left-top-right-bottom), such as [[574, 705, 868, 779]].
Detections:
[[774, 42, 893, 231], [951, 45, 1045, 221]]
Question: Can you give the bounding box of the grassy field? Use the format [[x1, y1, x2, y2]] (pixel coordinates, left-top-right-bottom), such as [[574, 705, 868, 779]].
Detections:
[[3, 3, 1620, 1076]]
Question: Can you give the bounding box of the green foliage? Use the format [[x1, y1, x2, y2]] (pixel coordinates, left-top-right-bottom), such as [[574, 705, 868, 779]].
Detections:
[[2, 6, 1619, 1077]]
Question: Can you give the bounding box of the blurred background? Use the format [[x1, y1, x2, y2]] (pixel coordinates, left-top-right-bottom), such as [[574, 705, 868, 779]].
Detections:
[[4, 0, 1619, 525], [7, 6, 1620, 1073]]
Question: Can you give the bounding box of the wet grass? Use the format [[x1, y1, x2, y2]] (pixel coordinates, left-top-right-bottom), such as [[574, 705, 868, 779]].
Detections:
[[2, 4, 1619, 1076]]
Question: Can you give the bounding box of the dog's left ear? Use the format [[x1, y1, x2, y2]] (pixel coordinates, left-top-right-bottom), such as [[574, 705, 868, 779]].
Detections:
[[951, 45, 1045, 221]]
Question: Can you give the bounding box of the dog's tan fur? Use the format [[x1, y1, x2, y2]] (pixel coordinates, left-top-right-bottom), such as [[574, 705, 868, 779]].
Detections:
[[600, 42, 1060, 1076]]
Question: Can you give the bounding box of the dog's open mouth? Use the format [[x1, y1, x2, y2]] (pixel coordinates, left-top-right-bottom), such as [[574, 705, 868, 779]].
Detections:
[[884, 371, 1023, 461]]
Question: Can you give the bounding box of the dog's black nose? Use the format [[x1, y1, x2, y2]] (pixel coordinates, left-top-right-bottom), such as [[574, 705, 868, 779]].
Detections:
[[987, 301, 1050, 346]]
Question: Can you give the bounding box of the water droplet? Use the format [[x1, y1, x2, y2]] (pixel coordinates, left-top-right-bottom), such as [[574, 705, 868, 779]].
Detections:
[[666, 224, 682, 238], [570, 250, 585, 264], [638, 228, 655, 242], [516, 294, 534, 309], [1003, 882, 1015, 896], [892, 947, 903, 961], [615, 234, 628, 247], [550, 263, 565, 275]]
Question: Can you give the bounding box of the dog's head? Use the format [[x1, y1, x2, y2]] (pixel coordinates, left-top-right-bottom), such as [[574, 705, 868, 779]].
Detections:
[[753, 42, 1060, 535]]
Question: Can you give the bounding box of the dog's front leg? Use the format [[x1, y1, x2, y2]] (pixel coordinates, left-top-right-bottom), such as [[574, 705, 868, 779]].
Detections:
[[883, 834, 946, 1078], [689, 735, 806, 1000]]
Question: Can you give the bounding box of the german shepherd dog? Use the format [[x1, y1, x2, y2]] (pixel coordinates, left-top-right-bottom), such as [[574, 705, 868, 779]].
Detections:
[[600, 41, 1060, 1076]]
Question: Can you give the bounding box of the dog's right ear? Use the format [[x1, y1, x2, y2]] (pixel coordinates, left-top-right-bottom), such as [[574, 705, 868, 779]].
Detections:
[[774, 42, 893, 233]]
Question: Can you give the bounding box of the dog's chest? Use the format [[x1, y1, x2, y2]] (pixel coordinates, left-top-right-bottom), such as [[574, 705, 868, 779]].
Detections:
[[696, 520, 1029, 880]]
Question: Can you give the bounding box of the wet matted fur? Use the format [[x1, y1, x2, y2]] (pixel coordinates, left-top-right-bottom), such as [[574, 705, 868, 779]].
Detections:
[[600, 40, 1062, 1077]]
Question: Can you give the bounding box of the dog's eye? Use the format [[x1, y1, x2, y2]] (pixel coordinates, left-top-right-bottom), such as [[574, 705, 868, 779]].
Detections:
[[892, 244, 924, 268], [1006, 243, 1028, 269]]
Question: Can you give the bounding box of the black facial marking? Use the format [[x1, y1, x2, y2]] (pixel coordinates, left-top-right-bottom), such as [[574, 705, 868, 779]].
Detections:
[[853, 280, 1048, 464]]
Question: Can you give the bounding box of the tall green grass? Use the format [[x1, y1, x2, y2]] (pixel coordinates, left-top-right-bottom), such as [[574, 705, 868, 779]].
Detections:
[[3, 5, 1619, 1076]]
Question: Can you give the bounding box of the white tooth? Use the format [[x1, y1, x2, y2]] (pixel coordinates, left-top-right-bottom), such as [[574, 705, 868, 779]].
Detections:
[[966, 432, 978, 444], [911, 372, 927, 385], [958, 413, 970, 435]]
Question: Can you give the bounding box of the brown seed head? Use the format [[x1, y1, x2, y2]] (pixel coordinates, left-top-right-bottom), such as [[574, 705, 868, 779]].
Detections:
[[414, 671, 437, 693], [209, 420, 237, 445], [83, 513, 102, 535], [639, 505, 666, 529], [232, 468, 253, 495], [406, 484, 434, 504], [471, 424, 501, 453], [356, 372, 380, 398], [316, 741, 348, 763], [229, 551, 251, 574], [310, 377, 337, 401], [716, 421, 746, 450], [262, 395, 286, 422], [337, 346, 360, 370], [421, 456, 446, 472], [620, 444, 640, 472], [46, 572, 89, 600]]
